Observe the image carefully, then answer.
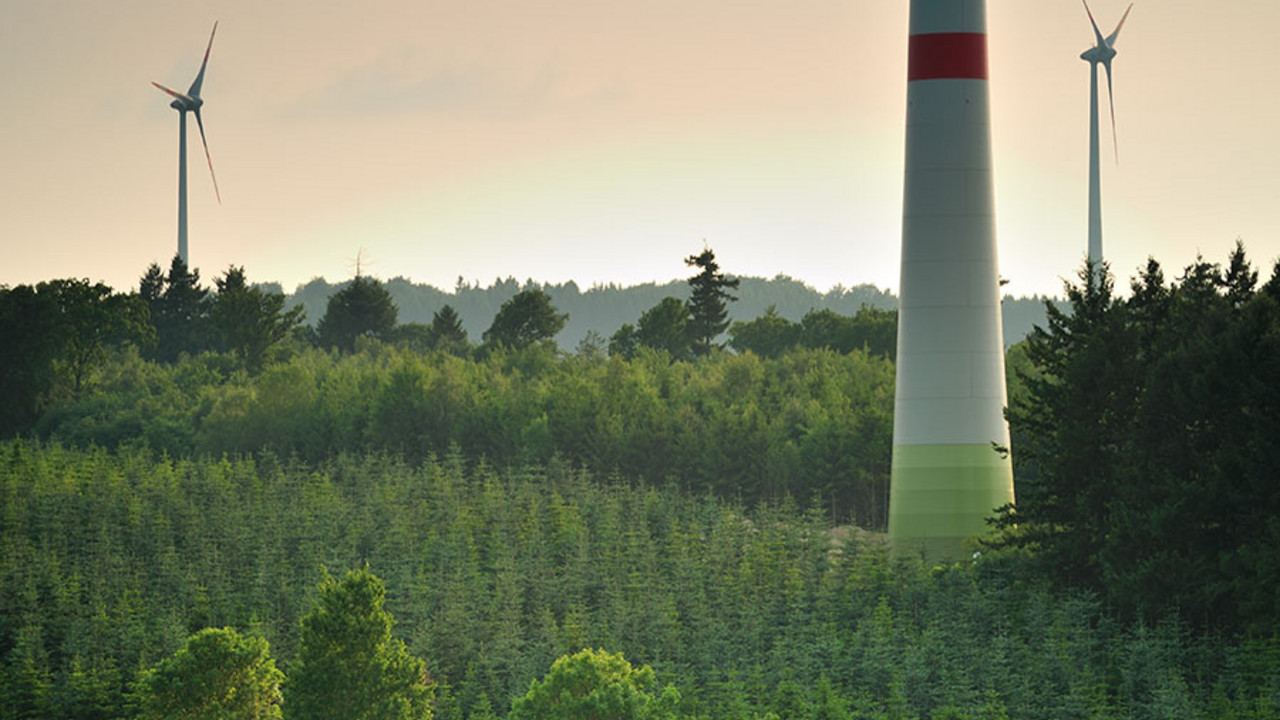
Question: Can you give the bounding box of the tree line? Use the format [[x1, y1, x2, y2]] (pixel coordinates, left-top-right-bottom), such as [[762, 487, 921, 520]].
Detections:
[[1, 248, 897, 526], [275, 267, 1046, 353]]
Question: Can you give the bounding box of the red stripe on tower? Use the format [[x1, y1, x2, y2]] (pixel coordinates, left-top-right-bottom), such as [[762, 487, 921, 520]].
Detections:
[[908, 33, 987, 81]]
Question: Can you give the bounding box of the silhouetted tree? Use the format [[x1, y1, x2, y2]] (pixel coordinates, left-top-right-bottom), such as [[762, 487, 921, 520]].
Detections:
[[427, 305, 469, 354], [141, 256, 213, 362], [609, 323, 639, 359], [729, 306, 800, 358], [211, 266, 305, 372], [0, 285, 64, 435], [44, 279, 150, 393], [685, 247, 739, 355], [636, 297, 692, 361], [0, 279, 149, 434], [317, 276, 398, 351], [482, 289, 566, 350]]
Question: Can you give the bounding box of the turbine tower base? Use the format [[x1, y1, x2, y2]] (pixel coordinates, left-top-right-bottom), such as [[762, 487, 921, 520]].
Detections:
[[888, 444, 1013, 561]]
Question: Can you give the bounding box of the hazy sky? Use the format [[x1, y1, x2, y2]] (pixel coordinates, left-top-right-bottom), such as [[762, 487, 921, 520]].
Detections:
[[3, 1, 1278, 297]]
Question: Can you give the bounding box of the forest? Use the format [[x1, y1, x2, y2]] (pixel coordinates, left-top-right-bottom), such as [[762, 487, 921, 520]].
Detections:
[[1, 244, 1278, 719]]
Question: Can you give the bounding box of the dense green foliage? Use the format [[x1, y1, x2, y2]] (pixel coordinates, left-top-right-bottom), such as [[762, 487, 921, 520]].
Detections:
[[286, 568, 433, 720], [7, 243, 1280, 719], [730, 305, 897, 360], [2, 443, 1276, 720], [26, 343, 893, 527], [0, 279, 149, 435], [631, 296, 693, 361], [509, 648, 678, 720], [427, 305, 470, 355], [132, 627, 283, 720], [998, 246, 1280, 633]]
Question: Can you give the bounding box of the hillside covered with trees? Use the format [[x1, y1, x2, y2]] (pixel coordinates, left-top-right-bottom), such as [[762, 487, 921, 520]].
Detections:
[[2, 243, 1279, 719]]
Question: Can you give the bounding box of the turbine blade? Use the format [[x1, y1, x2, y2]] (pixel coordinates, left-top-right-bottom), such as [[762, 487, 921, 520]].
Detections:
[[1082, 0, 1106, 47], [187, 21, 218, 98], [1104, 60, 1118, 164], [1106, 4, 1133, 46], [193, 108, 222, 204], [152, 81, 192, 104]]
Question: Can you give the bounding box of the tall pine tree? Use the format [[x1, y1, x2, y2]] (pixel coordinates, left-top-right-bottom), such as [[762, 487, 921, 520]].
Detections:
[[684, 247, 738, 356]]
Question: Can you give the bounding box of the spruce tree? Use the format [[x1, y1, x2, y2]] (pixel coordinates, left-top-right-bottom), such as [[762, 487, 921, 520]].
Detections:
[[426, 304, 469, 354], [285, 568, 433, 720], [211, 266, 305, 371], [684, 247, 739, 356], [142, 255, 213, 362]]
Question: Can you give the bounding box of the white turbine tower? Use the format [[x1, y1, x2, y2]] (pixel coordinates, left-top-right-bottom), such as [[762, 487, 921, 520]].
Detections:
[[153, 22, 221, 267], [888, 0, 1014, 561], [1081, 2, 1132, 284]]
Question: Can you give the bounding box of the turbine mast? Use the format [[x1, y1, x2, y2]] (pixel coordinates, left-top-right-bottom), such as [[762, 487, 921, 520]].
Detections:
[[178, 110, 189, 266], [153, 21, 218, 268], [1080, 2, 1132, 287], [888, 0, 1015, 561], [1087, 61, 1102, 281]]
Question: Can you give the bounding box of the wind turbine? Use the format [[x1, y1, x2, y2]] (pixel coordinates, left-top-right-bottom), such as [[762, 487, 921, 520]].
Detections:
[[153, 22, 221, 267], [1081, 2, 1132, 285], [888, 0, 1014, 561]]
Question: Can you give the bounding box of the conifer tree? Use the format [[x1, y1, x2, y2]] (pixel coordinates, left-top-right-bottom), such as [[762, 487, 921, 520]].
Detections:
[[140, 255, 213, 361], [211, 266, 305, 372], [285, 568, 434, 720], [427, 304, 469, 354], [684, 247, 738, 356]]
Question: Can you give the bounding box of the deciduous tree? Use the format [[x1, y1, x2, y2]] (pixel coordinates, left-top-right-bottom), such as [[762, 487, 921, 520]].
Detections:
[[636, 297, 692, 361], [508, 648, 680, 720], [133, 627, 283, 720], [317, 276, 398, 351], [482, 289, 566, 350]]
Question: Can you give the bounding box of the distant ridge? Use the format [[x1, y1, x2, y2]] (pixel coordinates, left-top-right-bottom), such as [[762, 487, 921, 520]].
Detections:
[[273, 274, 1049, 350]]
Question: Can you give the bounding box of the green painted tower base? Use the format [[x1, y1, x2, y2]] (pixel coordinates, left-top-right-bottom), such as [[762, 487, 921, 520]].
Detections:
[[888, 443, 1014, 561]]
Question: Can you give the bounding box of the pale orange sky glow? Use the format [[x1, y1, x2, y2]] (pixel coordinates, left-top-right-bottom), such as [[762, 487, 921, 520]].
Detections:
[[3, 0, 1279, 298]]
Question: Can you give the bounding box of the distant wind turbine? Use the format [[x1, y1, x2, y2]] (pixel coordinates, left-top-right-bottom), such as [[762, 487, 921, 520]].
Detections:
[[1081, 1, 1132, 284], [153, 21, 221, 267]]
